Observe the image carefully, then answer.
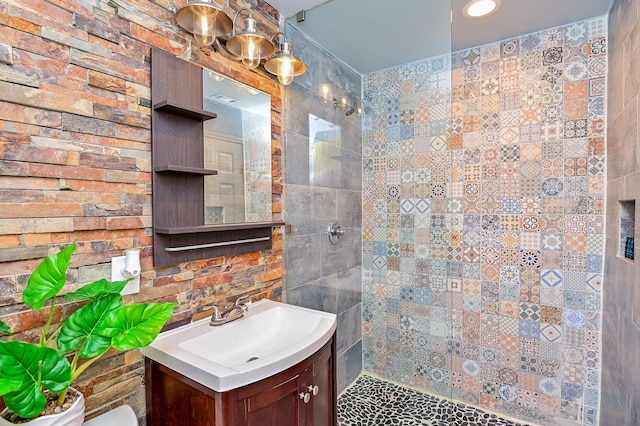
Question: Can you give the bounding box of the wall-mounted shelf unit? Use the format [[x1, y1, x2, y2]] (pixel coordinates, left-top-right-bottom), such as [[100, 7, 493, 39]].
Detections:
[[151, 48, 282, 266]]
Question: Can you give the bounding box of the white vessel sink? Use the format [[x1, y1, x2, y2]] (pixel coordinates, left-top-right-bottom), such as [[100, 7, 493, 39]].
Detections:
[[141, 299, 337, 392]]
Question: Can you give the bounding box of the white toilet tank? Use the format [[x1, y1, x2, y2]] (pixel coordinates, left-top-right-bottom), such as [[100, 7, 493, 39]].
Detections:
[[83, 405, 137, 426]]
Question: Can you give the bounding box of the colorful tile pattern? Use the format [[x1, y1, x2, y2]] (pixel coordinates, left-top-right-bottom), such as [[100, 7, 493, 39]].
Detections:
[[361, 17, 605, 426]]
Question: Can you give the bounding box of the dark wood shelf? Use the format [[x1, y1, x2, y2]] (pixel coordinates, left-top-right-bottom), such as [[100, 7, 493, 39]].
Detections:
[[153, 100, 217, 121], [154, 165, 218, 175], [155, 221, 285, 235]]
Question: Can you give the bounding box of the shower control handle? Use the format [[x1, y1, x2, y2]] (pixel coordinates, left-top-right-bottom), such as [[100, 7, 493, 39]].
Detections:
[[328, 222, 344, 245]]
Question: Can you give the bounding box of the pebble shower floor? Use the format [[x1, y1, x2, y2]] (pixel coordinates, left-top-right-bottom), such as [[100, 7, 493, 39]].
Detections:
[[338, 375, 532, 426]]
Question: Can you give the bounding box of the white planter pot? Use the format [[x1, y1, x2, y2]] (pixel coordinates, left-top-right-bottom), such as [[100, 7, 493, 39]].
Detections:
[[0, 389, 85, 426]]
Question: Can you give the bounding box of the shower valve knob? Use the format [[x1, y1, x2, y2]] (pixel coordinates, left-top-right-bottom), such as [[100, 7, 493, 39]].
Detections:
[[328, 221, 344, 245]]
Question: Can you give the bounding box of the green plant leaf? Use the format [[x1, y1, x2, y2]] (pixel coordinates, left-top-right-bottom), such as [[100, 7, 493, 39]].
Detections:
[[23, 242, 76, 311], [0, 341, 72, 418], [2, 384, 47, 420], [98, 303, 176, 351], [64, 278, 130, 302], [0, 319, 11, 335], [57, 293, 123, 358], [0, 377, 21, 395]]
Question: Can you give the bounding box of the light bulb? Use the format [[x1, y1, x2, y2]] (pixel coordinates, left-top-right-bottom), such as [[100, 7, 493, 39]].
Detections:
[[192, 13, 216, 46], [277, 58, 294, 85], [241, 37, 261, 68]]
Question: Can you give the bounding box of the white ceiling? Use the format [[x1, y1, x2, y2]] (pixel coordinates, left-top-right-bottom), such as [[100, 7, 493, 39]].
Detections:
[[267, 0, 613, 74]]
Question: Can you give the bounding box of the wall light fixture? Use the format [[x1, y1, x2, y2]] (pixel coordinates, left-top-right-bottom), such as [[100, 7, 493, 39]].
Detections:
[[264, 33, 307, 85], [172, 2, 306, 84], [174, 0, 233, 47], [226, 8, 276, 69]]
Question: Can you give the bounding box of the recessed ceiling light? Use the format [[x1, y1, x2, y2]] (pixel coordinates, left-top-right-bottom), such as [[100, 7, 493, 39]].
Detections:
[[463, 0, 501, 18]]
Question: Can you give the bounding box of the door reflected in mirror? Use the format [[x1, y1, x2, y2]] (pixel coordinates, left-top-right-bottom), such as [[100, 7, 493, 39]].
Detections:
[[203, 70, 272, 224]]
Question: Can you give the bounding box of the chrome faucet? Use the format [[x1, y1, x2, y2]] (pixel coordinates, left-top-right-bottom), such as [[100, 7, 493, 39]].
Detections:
[[210, 295, 251, 326]]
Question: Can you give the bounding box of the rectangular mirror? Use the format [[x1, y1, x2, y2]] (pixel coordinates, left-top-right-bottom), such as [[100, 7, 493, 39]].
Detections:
[[202, 70, 272, 224]]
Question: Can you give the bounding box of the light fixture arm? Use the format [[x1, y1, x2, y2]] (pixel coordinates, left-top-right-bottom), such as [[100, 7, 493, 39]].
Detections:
[[270, 32, 287, 50], [270, 32, 294, 57], [231, 8, 253, 36]]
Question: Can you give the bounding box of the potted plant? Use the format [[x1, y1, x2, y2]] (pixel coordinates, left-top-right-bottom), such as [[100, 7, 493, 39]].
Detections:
[[0, 242, 176, 425]]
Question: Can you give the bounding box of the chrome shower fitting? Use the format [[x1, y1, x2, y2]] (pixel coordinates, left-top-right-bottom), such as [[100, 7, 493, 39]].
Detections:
[[332, 98, 357, 116], [327, 221, 344, 245]]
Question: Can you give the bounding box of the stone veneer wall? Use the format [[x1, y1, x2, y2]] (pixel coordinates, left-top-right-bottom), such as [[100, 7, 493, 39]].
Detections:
[[282, 24, 363, 394], [602, 0, 640, 423], [362, 17, 607, 425], [0, 0, 284, 422]]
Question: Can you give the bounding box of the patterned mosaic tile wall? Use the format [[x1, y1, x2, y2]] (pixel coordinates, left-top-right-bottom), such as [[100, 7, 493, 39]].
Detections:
[[361, 17, 607, 426]]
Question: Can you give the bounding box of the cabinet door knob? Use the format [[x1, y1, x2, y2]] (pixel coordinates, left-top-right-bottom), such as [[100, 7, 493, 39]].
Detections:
[[308, 385, 319, 396], [299, 392, 311, 403]]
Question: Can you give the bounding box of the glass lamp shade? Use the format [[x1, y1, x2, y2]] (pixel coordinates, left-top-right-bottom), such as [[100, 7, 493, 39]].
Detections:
[[175, 0, 233, 47], [240, 35, 263, 68], [277, 63, 294, 85], [279, 75, 294, 85], [192, 13, 216, 46], [264, 42, 306, 85]]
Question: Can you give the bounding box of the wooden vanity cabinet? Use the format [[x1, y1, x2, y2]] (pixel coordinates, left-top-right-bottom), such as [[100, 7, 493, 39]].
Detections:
[[146, 335, 336, 426], [235, 336, 334, 426]]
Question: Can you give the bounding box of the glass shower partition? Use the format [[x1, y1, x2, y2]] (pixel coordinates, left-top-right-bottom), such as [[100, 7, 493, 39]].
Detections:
[[281, 22, 364, 395], [282, 0, 454, 408]]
